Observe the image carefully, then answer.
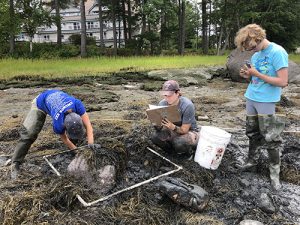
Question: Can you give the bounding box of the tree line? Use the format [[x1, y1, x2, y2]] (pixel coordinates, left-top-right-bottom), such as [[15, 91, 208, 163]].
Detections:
[[0, 0, 299, 58]]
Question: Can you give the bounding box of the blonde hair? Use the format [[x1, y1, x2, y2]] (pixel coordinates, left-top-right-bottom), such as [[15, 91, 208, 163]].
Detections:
[[234, 24, 266, 51]]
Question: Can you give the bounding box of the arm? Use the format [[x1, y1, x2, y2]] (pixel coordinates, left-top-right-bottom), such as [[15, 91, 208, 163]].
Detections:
[[161, 118, 191, 134], [81, 112, 94, 144], [247, 67, 288, 87], [60, 133, 76, 150]]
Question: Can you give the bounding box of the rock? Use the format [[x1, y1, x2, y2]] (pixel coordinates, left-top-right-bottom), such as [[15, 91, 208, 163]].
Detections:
[[239, 178, 251, 188], [67, 154, 88, 173], [288, 60, 300, 84], [197, 115, 210, 121], [147, 68, 213, 81], [226, 49, 253, 82], [98, 165, 116, 192], [239, 220, 264, 225], [258, 193, 276, 214], [123, 84, 140, 90], [0, 155, 11, 167], [157, 177, 209, 212], [226, 49, 300, 84]]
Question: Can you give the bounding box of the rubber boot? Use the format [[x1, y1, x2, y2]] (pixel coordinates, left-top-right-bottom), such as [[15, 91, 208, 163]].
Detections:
[[11, 109, 46, 166], [239, 115, 262, 171], [11, 162, 20, 180], [258, 115, 285, 191]]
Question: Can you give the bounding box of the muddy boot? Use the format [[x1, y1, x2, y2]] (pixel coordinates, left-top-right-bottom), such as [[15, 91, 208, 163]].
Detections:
[[269, 163, 281, 190], [11, 109, 46, 164], [11, 162, 20, 179], [258, 115, 285, 191], [268, 140, 282, 191], [239, 115, 262, 171]]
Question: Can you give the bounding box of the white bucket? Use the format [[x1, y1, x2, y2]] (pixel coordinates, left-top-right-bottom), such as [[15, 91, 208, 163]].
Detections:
[[194, 126, 231, 170]]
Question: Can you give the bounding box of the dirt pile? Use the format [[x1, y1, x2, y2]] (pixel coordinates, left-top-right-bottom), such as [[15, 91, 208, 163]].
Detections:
[[0, 70, 299, 224]]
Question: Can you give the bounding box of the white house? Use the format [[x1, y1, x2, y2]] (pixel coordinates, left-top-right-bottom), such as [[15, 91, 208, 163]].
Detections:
[[16, 0, 125, 47]]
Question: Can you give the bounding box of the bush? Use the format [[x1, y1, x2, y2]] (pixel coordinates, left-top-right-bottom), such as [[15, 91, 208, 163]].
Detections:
[[68, 34, 96, 46]]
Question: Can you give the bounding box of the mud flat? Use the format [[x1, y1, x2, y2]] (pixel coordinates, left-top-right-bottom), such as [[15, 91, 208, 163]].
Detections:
[[0, 69, 299, 225]]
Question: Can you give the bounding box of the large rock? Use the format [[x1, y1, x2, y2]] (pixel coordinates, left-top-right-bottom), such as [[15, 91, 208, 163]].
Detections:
[[288, 60, 300, 84], [226, 49, 300, 84], [226, 49, 253, 82]]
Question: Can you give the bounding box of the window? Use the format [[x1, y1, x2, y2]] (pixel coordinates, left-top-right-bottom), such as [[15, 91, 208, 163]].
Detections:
[[44, 35, 50, 40], [73, 22, 80, 30], [61, 35, 64, 39], [87, 33, 93, 37], [103, 32, 107, 38], [87, 22, 94, 29]]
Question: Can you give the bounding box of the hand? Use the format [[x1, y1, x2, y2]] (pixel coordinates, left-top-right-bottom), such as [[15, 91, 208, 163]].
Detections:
[[239, 68, 251, 79], [88, 143, 101, 151], [161, 118, 176, 131]]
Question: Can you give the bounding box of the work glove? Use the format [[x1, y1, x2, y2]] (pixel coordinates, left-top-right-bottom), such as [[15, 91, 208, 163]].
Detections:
[[88, 143, 101, 152]]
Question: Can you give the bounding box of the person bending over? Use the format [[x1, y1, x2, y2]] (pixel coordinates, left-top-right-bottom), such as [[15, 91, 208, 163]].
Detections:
[[11, 89, 95, 179]]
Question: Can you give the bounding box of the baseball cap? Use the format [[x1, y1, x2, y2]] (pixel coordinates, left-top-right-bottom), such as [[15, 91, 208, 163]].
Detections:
[[160, 80, 180, 96], [64, 112, 85, 140]]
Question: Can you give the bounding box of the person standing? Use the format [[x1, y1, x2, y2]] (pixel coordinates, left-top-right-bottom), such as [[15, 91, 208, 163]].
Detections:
[[235, 24, 288, 190], [11, 89, 95, 179], [151, 80, 199, 158]]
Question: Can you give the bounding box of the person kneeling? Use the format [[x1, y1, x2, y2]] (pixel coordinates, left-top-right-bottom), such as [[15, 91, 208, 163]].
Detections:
[[151, 80, 199, 157]]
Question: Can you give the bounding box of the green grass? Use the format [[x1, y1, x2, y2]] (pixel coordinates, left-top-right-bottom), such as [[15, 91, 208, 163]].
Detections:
[[0, 55, 227, 80], [289, 53, 300, 64]]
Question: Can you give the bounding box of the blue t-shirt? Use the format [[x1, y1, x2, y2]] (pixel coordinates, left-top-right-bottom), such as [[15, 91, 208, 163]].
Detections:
[[36, 90, 86, 135], [159, 96, 198, 131], [245, 42, 288, 102]]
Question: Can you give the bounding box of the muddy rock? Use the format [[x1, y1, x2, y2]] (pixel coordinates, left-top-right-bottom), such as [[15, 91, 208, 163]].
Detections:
[[239, 220, 264, 225], [157, 177, 209, 212], [98, 165, 116, 191], [258, 193, 276, 213]]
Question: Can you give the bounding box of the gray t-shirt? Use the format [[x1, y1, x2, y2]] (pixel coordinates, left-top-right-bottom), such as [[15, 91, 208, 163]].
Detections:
[[159, 96, 198, 131]]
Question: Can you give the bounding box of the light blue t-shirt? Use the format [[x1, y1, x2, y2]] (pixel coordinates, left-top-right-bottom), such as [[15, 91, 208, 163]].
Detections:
[[245, 42, 288, 103], [159, 96, 198, 131], [36, 90, 86, 135]]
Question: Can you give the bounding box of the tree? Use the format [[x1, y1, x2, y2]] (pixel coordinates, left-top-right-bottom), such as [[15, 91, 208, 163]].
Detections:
[[97, 0, 105, 47], [0, 0, 10, 50], [9, 0, 15, 54], [80, 0, 87, 57], [18, 0, 52, 53], [111, 0, 118, 55], [45, 0, 70, 46], [178, 0, 185, 55], [201, 0, 208, 54]]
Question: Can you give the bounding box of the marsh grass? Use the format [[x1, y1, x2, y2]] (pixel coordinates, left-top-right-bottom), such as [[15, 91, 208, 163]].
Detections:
[[290, 53, 300, 64], [0, 55, 226, 80]]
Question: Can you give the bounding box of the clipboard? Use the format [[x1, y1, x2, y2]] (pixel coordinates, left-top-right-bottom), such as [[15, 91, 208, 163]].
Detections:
[[146, 104, 181, 126]]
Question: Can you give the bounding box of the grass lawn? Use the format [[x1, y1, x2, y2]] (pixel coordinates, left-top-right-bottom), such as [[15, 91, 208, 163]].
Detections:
[[0, 55, 227, 80], [290, 53, 300, 64]]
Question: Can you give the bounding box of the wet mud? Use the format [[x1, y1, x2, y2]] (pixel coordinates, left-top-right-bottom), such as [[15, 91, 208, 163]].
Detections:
[[0, 70, 299, 225]]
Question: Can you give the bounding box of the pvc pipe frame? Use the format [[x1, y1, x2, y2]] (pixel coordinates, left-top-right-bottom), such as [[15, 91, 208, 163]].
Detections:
[[44, 146, 183, 207]]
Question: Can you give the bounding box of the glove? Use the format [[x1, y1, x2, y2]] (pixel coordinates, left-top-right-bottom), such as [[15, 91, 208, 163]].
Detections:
[[88, 143, 101, 151]]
